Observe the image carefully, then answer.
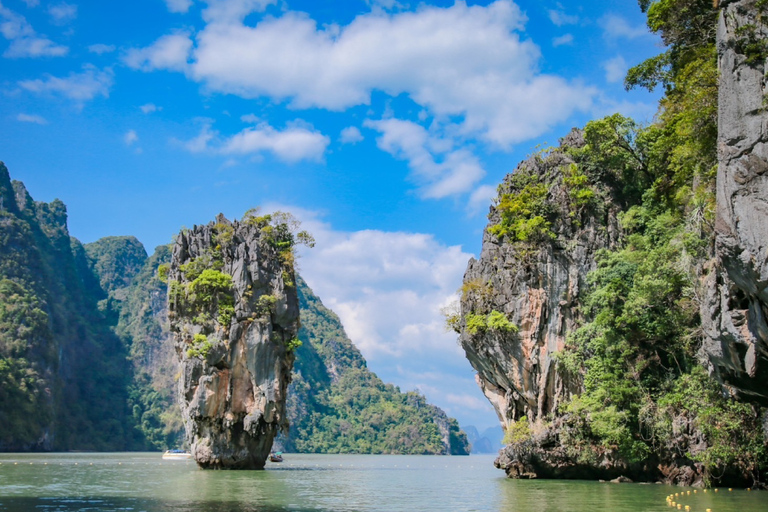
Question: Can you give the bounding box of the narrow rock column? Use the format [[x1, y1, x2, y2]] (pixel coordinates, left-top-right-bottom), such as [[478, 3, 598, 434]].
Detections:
[[168, 213, 300, 469], [701, 0, 768, 405]]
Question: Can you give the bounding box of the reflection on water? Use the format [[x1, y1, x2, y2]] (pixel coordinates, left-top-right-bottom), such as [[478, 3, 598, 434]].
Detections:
[[0, 453, 764, 512]]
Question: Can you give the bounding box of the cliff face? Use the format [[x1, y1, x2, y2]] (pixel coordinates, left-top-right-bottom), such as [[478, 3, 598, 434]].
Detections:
[[459, 1, 768, 487], [701, 0, 768, 405], [0, 163, 135, 451], [168, 213, 300, 469], [459, 131, 621, 429]]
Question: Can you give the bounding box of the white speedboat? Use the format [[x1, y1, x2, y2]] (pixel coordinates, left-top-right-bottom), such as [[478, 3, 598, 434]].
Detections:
[[162, 449, 193, 460]]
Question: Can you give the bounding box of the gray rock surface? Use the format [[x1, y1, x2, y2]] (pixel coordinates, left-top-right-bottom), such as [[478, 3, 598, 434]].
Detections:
[[168, 214, 299, 469], [459, 130, 621, 430], [701, 0, 768, 405]]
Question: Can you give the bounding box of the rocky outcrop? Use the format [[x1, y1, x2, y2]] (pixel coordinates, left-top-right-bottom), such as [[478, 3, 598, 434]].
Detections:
[[459, 130, 621, 430], [701, 0, 768, 406], [168, 213, 299, 469]]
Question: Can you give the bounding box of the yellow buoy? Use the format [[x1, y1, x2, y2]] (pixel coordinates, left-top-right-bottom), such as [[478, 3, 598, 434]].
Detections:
[[715, 489, 719, 492], [687, 490, 691, 495], [685, 506, 690, 511], [729, 488, 733, 491], [694, 490, 697, 494], [677, 504, 682, 510]]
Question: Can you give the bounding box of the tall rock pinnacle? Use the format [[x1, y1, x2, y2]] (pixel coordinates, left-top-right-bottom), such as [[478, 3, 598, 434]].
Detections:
[[168, 211, 307, 469]]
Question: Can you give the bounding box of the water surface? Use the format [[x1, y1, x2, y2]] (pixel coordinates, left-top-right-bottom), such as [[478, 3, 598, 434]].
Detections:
[[0, 453, 763, 511]]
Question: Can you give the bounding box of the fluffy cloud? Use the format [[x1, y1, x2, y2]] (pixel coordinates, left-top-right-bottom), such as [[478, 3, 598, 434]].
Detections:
[[48, 2, 77, 25], [365, 118, 485, 198], [129, 1, 594, 147], [17, 113, 47, 124], [279, 207, 495, 425], [603, 55, 627, 83], [123, 32, 192, 72], [183, 119, 329, 162], [548, 9, 578, 26], [18, 65, 113, 104], [139, 103, 160, 113], [0, 3, 68, 57], [165, 0, 193, 13], [88, 43, 115, 54], [467, 184, 496, 216], [124, 129, 138, 145], [552, 33, 573, 47], [600, 14, 651, 40], [202, 0, 276, 23], [339, 126, 363, 144]]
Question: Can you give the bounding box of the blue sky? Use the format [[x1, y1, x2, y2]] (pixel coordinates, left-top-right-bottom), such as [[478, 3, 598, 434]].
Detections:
[[0, 0, 662, 432]]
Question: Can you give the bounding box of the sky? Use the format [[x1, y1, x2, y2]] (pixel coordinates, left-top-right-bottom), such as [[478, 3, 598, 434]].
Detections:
[[0, 0, 664, 432]]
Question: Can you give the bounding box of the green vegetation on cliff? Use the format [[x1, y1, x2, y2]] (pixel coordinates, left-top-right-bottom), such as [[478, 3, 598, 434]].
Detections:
[[281, 276, 469, 455], [0, 167, 138, 450], [482, 0, 767, 486]]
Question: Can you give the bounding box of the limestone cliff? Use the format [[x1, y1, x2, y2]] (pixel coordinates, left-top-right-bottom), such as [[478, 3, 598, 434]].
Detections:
[[458, 0, 768, 487], [701, 0, 768, 406], [459, 130, 621, 429], [168, 213, 300, 469]]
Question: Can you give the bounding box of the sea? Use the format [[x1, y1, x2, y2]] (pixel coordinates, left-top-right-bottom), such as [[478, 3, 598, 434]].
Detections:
[[0, 452, 765, 512]]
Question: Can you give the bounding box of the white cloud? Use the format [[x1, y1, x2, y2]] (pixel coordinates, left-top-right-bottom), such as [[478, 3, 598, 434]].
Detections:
[[365, 118, 485, 198], [548, 9, 578, 26], [21, 0, 39, 7], [0, 4, 68, 57], [88, 43, 115, 54], [202, 0, 276, 23], [603, 55, 627, 83], [240, 113, 259, 123], [123, 32, 192, 72], [131, 0, 594, 147], [182, 119, 329, 163], [16, 113, 47, 124], [339, 126, 363, 144], [467, 184, 496, 215], [48, 2, 77, 25], [18, 65, 113, 104], [166, 0, 193, 13], [139, 103, 160, 113], [293, 209, 471, 361], [552, 33, 573, 47], [600, 14, 650, 40], [124, 129, 138, 145], [273, 206, 497, 426]]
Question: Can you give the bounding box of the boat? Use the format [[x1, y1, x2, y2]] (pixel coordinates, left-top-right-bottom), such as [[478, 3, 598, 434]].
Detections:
[[162, 449, 193, 460], [269, 452, 283, 462]]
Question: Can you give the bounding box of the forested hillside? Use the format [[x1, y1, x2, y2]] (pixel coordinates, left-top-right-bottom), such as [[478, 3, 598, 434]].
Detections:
[[0, 187, 468, 454], [456, 0, 767, 486]]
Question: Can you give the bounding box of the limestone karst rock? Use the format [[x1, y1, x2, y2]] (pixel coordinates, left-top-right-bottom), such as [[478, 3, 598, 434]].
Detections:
[[701, 0, 768, 406], [168, 212, 300, 469], [459, 130, 620, 430]]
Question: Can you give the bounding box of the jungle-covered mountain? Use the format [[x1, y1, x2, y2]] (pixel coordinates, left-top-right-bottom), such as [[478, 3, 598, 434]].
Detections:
[[0, 182, 468, 454]]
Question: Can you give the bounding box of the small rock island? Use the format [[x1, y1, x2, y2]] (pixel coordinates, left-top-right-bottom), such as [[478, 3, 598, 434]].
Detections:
[[167, 211, 308, 469]]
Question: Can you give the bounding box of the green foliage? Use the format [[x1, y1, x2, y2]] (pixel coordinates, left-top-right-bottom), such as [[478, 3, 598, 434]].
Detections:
[[503, 416, 532, 446], [548, 0, 763, 474], [489, 171, 555, 242], [486, 310, 518, 333], [465, 312, 487, 335], [286, 337, 303, 352], [186, 333, 213, 359], [466, 310, 517, 335], [562, 163, 596, 220]]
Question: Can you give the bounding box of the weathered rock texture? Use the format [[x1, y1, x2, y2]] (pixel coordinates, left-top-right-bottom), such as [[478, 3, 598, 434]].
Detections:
[[459, 131, 621, 429], [701, 0, 768, 406], [168, 214, 299, 469]]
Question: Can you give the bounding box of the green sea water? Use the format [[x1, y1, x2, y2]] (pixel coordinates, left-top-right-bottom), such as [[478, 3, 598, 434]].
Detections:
[[0, 453, 764, 512]]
